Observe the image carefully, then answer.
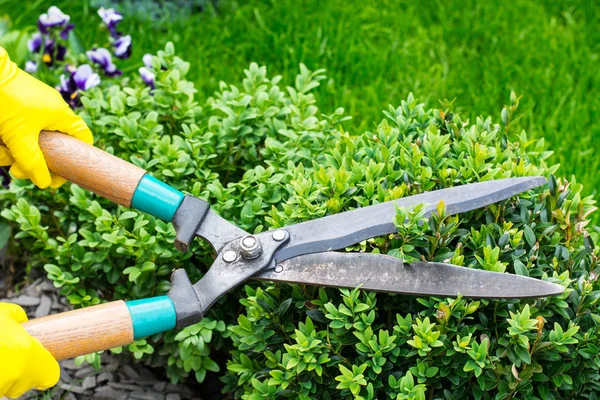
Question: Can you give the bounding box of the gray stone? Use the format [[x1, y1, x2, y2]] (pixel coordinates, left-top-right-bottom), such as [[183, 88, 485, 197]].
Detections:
[[23, 278, 43, 296], [93, 388, 130, 400], [60, 366, 73, 383], [61, 359, 80, 370], [122, 365, 140, 380], [82, 375, 97, 391], [137, 369, 158, 385], [38, 280, 55, 292], [165, 395, 181, 400], [97, 372, 115, 384], [129, 392, 165, 400], [152, 382, 166, 392], [10, 295, 40, 306], [34, 294, 52, 318], [109, 382, 142, 391], [117, 377, 134, 384], [104, 359, 120, 372], [65, 393, 78, 400], [51, 297, 63, 310], [96, 385, 119, 393], [59, 382, 88, 394], [75, 365, 96, 378], [165, 385, 193, 397]]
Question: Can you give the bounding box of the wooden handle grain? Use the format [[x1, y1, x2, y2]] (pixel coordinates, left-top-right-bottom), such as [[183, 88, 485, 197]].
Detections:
[[39, 131, 146, 207], [22, 300, 134, 361]]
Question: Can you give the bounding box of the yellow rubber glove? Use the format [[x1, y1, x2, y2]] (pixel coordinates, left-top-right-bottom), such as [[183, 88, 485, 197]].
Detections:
[[0, 302, 60, 398], [0, 46, 93, 188]]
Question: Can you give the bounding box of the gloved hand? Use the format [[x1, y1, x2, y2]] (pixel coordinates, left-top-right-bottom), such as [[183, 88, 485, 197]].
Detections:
[[0, 46, 93, 188], [0, 302, 60, 398]]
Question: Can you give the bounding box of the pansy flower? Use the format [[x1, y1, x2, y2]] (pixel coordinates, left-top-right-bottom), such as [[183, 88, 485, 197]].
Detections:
[[73, 65, 101, 90], [142, 53, 153, 69], [41, 39, 67, 66], [139, 53, 156, 89], [25, 61, 38, 74], [87, 48, 121, 77], [27, 32, 43, 53], [58, 64, 101, 109], [97, 8, 123, 38], [59, 24, 74, 40], [113, 35, 132, 59], [37, 6, 73, 40], [139, 67, 155, 89]]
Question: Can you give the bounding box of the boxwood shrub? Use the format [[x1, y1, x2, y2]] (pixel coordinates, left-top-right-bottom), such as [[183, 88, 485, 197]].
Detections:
[[2, 42, 599, 399]]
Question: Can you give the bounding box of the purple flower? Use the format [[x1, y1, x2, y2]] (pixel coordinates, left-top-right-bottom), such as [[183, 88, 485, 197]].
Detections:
[[98, 8, 123, 37], [73, 65, 101, 90], [28, 32, 43, 53], [87, 48, 121, 77], [25, 61, 38, 74], [57, 73, 76, 108], [142, 53, 153, 69], [113, 35, 132, 59], [58, 64, 100, 109], [41, 39, 67, 66], [58, 67, 74, 90], [60, 24, 74, 40], [139, 67, 155, 89], [38, 6, 70, 34], [140, 54, 156, 89], [142, 53, 166, 71]]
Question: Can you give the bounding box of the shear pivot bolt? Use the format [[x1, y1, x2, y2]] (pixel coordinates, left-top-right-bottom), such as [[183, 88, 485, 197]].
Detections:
[[240, 236, 262, 259], [222, 250, 237, 263], [272, 230, 286, 241], [274, 264, 284, 273]]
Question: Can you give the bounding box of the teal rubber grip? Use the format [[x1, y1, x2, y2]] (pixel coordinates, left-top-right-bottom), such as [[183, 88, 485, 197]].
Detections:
[[131, 174, 185, 221], [126, 296, 177, 339]]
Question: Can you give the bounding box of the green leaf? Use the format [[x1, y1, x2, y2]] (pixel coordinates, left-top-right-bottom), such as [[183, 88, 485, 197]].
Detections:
[[513, 345, 531, 364], [123, 267, 141, 282], [44, 264, 62, 276], [110, 96, 125, 114], [0, 223, 10, 249], [277, 298, 292, 316], [513, 259, 529, 276], [523, 225, 536, 248]]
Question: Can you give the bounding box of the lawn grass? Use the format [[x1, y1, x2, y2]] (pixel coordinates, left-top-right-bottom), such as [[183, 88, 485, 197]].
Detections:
[[2, 0, 599, 199]]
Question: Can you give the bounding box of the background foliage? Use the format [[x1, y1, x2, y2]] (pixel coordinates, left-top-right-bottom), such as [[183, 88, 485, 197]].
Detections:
[[1, 1, 600, 399], [1, 0, 598, 200]]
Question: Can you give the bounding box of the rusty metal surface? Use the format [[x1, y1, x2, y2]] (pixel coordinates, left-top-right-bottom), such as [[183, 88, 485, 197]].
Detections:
[[255, 252, 564, 298]]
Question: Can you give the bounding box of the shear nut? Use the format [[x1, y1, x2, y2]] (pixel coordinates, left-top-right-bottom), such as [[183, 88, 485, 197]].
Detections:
[[240, 235, 262, 259]]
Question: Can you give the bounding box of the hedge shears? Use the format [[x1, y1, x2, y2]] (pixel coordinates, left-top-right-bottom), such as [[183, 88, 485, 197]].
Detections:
[[20, 131, 564, 361]]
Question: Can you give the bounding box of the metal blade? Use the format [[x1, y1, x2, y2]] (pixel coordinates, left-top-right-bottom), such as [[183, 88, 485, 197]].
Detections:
[[275, 177, 545, 262], [196, 209, 249, 252], [255, 252, 564, 298]]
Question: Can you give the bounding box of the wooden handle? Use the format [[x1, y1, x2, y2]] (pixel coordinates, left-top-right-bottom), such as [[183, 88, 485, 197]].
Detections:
[[22, 300, 134, 361], [39, 131, 146, 207]]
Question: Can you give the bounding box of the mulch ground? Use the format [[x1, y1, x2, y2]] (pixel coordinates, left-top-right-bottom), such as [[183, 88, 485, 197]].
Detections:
[[0, 271, 205, 400]]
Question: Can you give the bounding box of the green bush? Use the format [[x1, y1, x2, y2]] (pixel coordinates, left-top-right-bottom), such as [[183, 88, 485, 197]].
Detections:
[[2, 42, 600, 399]]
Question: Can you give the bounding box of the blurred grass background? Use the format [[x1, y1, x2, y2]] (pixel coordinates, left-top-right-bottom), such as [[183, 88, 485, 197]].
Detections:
[[1, 0, 599, 197]]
